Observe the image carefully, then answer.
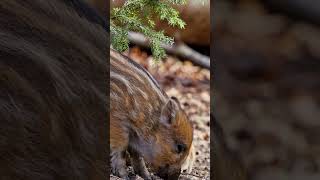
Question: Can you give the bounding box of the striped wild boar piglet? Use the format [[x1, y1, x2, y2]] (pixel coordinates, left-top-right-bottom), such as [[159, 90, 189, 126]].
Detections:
[[110, 49, 194, 180]]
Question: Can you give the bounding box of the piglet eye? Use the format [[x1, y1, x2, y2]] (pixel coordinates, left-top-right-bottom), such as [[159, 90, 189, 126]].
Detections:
[[176, 143, 186, 154]]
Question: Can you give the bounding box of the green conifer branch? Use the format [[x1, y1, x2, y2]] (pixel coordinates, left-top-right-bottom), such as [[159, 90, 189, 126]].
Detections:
[[110, 0, 187, 60]]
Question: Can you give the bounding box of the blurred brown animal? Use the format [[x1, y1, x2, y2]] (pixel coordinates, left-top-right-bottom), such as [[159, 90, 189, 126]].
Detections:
[[110, 49, 193, 180], [0, 0, 107, 180], [212, 115, 249, 180], [84, 0, 107, 16]]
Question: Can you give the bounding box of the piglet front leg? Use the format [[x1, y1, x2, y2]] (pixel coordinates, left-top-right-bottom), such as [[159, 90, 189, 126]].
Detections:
[[111, 150, 130, 180], [128, 148, 152, 180]]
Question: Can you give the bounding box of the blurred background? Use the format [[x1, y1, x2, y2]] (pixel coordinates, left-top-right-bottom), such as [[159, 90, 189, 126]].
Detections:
[[213, 0, 320, 179]]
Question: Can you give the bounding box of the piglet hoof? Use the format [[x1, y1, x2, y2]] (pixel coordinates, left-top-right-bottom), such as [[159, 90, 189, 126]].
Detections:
[[134, 175, 152, 180], [144, 176, 152, 180], [122, 176, 130, 180], [150, 174, 160, 180], [112, 169, 129, 180], [140, 173, 152, 180], [127, 175, 144, 180]]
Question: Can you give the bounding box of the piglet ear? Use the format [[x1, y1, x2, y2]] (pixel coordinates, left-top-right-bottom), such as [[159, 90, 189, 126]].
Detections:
[[160, 98, 179, 126]]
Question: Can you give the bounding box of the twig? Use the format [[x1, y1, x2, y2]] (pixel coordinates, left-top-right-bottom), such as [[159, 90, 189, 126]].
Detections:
[[111, 173, 207, 180], [180, 172, 206, 179], [110, 174, 144, 180], [110, 175, 123, 180], [128, 31, 210, 69]]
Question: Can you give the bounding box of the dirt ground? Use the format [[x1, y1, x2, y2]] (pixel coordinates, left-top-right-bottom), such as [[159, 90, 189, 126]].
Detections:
[[110, 47, 211, 180]]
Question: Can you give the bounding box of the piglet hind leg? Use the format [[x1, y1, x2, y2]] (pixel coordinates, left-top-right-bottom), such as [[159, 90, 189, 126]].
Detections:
[[111, 150, 130, 180], [128, 147, 152, 180]]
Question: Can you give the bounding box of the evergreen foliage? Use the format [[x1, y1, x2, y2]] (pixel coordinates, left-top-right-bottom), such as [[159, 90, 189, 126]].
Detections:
[[111, 0, 187, 60]]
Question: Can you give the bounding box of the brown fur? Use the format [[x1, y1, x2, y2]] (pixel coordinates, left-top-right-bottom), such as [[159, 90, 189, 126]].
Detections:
[[212, 115, 248, 180], [84, 0, 107, 16], [0, 0, 107, 180], [110, 49, 193, 180]]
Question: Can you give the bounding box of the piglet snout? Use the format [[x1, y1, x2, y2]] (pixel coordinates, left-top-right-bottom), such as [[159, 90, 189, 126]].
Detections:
[[156, 166, 181, 180]]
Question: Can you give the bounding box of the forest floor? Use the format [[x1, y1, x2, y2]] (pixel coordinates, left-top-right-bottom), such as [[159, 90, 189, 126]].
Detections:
[[111, 47, 211, 180]]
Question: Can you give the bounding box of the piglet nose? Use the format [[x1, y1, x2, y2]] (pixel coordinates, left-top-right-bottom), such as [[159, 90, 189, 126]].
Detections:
[[158, 173, 180, 180], [167, 172, 180, 180], [157, 166, 181, 180], [167, 168, 181, 180]]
